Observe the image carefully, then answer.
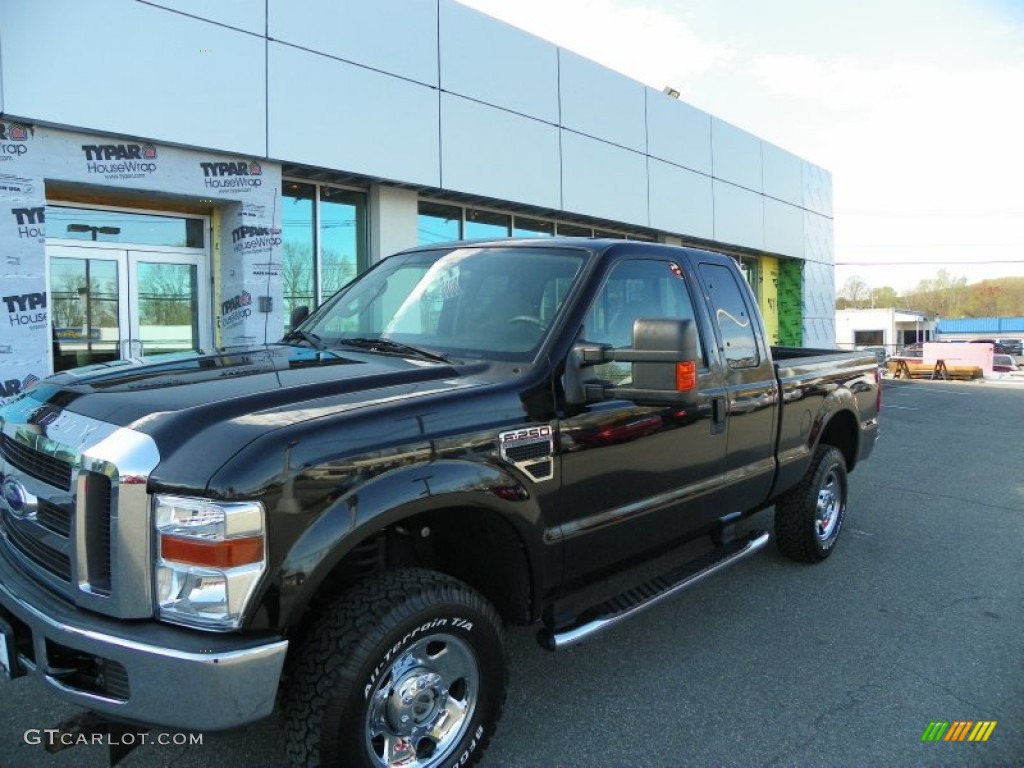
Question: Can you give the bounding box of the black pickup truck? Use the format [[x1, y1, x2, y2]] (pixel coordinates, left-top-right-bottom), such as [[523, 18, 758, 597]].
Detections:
[[0, 239, 878, 767]]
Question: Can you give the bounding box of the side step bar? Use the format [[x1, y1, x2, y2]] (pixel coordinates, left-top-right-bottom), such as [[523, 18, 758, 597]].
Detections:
[[538, 530, 770, 651]]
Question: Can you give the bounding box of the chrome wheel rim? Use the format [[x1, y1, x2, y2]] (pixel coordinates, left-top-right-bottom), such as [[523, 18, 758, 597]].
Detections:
[[365, 633, 478, 767], [815, 468, 842, 541]]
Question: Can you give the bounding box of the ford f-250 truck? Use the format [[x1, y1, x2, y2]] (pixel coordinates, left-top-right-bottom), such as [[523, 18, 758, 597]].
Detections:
[[0, 239, 878, 767]]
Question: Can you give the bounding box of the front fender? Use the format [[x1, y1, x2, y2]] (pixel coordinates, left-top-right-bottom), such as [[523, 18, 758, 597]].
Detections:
[[274, 459, 545, 631]]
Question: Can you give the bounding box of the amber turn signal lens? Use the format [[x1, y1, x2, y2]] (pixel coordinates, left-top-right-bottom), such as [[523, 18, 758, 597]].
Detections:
[[675, 361, 697, 391], [160, 534, 264, 568]]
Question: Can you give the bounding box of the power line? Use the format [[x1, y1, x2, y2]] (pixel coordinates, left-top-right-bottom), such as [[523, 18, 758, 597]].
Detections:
[[836, 259, 1024, 266]]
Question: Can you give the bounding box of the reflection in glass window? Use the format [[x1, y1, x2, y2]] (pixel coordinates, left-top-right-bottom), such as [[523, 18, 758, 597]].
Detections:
[[418, 202, 461, 244], [699, 263, 759, 369], [306, 246, 586, 362], [47, 206, 204, 248], [513, 217, 555, 238], [50, 257, 121, 371], [320, 187, 366, 297], [136, 262, 199, 355], [556, 223, 592, 237], [280, 182, 368, 328], [282, 182, 315, 330], [738, 256, 758, 292], [465, 209, 510, 239]]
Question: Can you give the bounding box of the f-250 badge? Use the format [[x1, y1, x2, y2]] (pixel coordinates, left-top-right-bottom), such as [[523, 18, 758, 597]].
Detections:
[[498, 425, 554, 482]]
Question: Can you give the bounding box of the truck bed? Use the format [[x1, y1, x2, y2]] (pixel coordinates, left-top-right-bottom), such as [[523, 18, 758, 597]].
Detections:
[[770, 345, 879, 497]]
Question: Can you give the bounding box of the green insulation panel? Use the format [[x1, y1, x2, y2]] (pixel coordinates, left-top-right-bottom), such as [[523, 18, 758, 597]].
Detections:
[[777, 259, 803, 347]]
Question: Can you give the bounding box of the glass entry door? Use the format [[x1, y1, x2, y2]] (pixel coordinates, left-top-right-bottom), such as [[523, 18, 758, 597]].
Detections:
[[47, 244, 210, 372]]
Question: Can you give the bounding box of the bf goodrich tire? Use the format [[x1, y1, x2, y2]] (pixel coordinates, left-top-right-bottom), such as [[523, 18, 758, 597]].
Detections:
[[283, 569, 506, 768], [774, 444, 848, 562]]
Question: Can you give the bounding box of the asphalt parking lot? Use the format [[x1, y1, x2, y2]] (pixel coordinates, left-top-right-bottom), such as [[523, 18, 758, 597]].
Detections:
[[1, 379, 1021, 767]]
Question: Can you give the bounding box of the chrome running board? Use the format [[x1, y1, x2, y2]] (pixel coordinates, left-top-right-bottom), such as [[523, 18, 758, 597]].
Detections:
[[538, 531, 770, 651]]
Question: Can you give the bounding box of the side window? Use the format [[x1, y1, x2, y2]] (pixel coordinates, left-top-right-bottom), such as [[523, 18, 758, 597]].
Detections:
[[698, 263, 759, 369], [583, 259, 704, 386]]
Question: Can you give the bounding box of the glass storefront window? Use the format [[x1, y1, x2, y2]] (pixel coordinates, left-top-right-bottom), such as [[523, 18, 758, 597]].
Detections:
[[136, 261, 199, 355], [418, 202, 461, 244], [738, 256, 758, 293], [557, 223, 592, 237], [48, 206, 204, 247], [465, 209, 511, 239], [320, 187, 366, 296], [50, 257, 121, 370], [282, 181, 368, 328], [282, 182, 316, 328], [513, 217, 555, 237]]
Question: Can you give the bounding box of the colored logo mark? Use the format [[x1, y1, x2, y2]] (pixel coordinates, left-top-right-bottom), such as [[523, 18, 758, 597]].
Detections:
[[921, 721, 997, 742]]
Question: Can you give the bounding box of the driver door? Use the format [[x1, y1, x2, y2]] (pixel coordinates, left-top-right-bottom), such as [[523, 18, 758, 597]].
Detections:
[[554, 256, 729, 581]]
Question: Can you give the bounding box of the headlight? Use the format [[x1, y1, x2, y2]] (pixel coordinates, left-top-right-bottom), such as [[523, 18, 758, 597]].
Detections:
[[154, 495, 266, 631]]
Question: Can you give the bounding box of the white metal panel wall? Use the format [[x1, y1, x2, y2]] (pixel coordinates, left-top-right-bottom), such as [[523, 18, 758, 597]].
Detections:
[[802, 209, 835, 346], [440, 95, 560, 209], [558, 51, 647, 152], [268, 43, 440, 187], [561, 132, 647, 226], [142, 0, 265, 34], [764, 199, 803, 258], [802, 161, 834, 217], [802, 260, 836, 347], [439, 1, 559, 124], [648, 159, 713, 240], [712, 181, 764, 251], [268, 0, 439, 87], [762, 142, 803, 207], [645, 89, 712, 175], [1, 0, 266, 156], [803, 211, 835, 265], [711, 118, 762, 192]]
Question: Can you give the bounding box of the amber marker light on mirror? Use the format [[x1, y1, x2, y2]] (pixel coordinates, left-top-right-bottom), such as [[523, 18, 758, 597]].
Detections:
[[676, 361, 697, 391]]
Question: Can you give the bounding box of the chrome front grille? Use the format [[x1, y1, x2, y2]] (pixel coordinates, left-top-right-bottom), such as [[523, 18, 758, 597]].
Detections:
[[81, 471, 113, 595], [36, 498, 73, 537], [1, 432, 74, 491], [5, 520, 72, 581], [0, 397, 160, 619]]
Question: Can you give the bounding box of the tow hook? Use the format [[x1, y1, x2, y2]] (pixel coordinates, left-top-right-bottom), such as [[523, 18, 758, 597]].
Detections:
[[42, 711, 148, 767]]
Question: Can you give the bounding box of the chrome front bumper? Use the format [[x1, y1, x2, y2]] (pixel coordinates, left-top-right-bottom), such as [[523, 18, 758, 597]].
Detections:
[[0, 543, 288, 731]]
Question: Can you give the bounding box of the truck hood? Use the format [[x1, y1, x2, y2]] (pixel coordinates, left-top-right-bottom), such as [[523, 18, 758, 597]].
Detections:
[[33, 344, 482, 435]]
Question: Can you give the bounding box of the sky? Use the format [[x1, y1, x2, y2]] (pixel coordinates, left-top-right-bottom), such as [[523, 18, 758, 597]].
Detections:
[[459, 0, 1024, 295]]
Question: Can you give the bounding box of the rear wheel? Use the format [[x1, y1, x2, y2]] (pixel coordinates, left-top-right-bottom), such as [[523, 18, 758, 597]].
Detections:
[[774, 444, 848, 562], [283, 569, 506, 768]]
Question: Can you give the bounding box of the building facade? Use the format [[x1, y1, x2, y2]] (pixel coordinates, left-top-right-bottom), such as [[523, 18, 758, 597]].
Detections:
[[935, 317, 1024, 341], [0, 0, 835, 398], [835, 308, 935, 354]]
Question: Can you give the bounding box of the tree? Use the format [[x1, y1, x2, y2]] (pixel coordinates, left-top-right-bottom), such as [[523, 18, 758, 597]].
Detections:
[[869, 286, 898, 308], [904, 269, 968, 317], [838, 275, 870, 308]]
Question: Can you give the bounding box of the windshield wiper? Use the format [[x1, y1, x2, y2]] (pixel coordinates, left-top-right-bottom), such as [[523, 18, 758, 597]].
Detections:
[[282, 328, 325, 350], [337, 337, 451, 364]]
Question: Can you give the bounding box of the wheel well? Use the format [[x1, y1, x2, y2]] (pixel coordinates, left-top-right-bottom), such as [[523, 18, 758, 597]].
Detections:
[[818, 410, 858, 470], [299, 507, 534, 630]]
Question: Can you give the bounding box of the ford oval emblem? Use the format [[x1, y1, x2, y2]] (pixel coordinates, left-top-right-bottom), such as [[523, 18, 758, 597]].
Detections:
[[2, 476, 32, 519]]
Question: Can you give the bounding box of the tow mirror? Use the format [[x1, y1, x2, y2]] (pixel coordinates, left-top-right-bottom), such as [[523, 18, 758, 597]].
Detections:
[[566, 318, 699, 407]]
